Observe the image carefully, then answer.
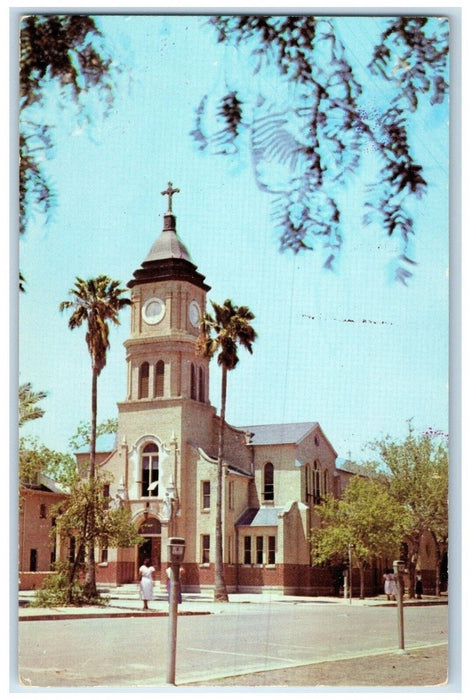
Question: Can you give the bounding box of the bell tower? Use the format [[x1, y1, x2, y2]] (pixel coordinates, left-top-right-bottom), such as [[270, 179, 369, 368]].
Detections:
[[124, 183, 211, 404]]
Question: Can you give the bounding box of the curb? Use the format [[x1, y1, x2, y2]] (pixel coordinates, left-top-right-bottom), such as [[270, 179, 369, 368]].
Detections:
[[19, 610, 211, 622]]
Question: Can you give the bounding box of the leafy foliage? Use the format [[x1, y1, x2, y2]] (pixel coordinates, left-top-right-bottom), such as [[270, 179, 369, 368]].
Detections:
[[192, 15, 449, 279], [32, 472, 142, 605], [19, 435, 76, 486], [370, 423, 448, 574], [31, 561, 106, 608], [52, 472, 141, 551], [19, 15, 119, 234], [59, 276, 130, 376], [59, 275, 130, 596], [197, 298, 257, 370], [312, 476, 410, 565], [18, 382, 47, 427], [69, 418, 118, 451]]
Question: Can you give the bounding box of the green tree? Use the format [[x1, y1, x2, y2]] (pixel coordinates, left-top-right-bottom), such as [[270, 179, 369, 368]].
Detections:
[[371, 424, 448, 597], [69, 418, 118, 452], [311, 476, 411, 599], [59, 275, 130, 599], [197, 299, 257, 602], [19, 435, 76, 487], [19, 14, 120, 234], [36, 471, 142, 606], [19, 382, 47, 427], [193, 16, 449, 281]]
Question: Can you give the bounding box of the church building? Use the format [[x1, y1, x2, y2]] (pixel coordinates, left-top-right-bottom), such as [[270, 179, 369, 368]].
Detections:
[[19, 184, 443, 597], [77, 183, 356, 595]]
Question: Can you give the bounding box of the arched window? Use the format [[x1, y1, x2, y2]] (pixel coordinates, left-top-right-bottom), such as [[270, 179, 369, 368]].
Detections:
[[323, 469, 329, 495], [314, 461, 321, 503], [263, 462, 274, 502], [154, 360, 164, 397], [198, 366, 205, 402], [190, 363, 197, 400], [139, 362, 150, 399], [141, 442, 159, 497]]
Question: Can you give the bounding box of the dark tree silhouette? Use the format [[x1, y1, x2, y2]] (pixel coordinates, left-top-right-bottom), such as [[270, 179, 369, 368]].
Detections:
[[191, 15, 449, 282], [19, 14, 119, 234]]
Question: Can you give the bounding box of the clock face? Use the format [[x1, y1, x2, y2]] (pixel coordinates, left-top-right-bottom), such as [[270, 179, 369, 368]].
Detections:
[[142, 297, 165, 325], [189, 300, 201, 328]]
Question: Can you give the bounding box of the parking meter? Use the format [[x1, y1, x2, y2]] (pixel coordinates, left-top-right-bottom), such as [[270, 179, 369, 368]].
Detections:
[[167, 537, 185, 684], [393, 560, 406, 651], [168, 537, 185, 565]]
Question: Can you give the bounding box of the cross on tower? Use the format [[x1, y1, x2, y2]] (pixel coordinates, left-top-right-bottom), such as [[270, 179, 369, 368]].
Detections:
[[161, 182, 180, 213]]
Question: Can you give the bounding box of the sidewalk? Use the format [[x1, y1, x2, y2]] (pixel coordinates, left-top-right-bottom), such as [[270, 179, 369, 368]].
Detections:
[[182, 644, 450, 688], [18, 585, 447, 621]]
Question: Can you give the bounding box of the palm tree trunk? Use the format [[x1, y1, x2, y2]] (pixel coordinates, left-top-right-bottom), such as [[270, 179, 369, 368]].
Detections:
[[214, 366, 229, 602], [84, 367, 98, 599]]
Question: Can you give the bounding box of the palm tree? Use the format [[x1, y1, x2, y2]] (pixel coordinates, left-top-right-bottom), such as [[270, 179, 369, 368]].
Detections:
[[19, 382, 47, 427], [197, 299, 256, 602], [60, 275, 130, 598]]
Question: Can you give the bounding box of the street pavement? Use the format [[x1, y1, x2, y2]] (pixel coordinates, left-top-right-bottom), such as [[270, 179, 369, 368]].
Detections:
[[16, 586, 450, 690]]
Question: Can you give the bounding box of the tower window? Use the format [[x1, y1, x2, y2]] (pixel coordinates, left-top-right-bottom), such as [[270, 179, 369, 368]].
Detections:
[[198, 367, 205, 402], [141, 442, 159, 497], [263, 462, 274, 502], [139, 362, 150, 399], [154, 360, 164, 397], [190, 363, 197, 400]]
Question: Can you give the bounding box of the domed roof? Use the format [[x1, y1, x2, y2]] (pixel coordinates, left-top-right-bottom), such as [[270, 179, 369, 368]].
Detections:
[[143, 214, 192, 264], [127, 185, 210, 292]]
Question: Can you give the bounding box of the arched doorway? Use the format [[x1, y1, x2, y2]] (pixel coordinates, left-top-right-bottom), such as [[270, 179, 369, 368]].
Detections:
[[137, 516, 161, 572]]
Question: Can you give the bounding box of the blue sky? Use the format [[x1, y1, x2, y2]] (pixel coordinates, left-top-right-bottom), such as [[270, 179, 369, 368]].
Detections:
[[18, 11, 450, 463]]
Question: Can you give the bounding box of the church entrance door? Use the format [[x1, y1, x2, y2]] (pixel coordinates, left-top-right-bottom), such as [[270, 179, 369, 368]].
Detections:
[[137, 516, 161, 573]]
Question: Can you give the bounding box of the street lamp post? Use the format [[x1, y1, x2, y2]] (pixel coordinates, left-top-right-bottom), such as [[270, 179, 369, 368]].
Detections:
[[166, 537, 185, 685], [393, 559, 406, 653]]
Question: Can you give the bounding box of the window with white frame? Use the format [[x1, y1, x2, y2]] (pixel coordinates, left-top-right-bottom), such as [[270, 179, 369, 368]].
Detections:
[[263, 462, 274, 502], [268, 536, 276, 564], [201, 480, 210, 510], [244, 535, 252, 564], [201, 534, 210, 564], [256, 536, 264, 564], [141, 442, 159, 497]]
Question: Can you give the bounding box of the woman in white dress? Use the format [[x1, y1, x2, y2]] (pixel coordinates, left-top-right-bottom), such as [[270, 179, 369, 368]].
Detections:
[[139, 558, 155, 610], [383, 569, 397, 601]]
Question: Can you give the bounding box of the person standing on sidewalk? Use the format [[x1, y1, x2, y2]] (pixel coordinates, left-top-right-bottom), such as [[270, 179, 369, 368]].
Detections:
[[383, 569, 397, 601], [139, 558, 155, 610]]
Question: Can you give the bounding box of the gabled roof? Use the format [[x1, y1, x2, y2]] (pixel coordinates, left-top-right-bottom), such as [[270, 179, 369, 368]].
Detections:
[[336, 458, 367, 476], [238, 422, 319, 446], [235, 507, 283, 527], [21, 473, 67, 494]]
